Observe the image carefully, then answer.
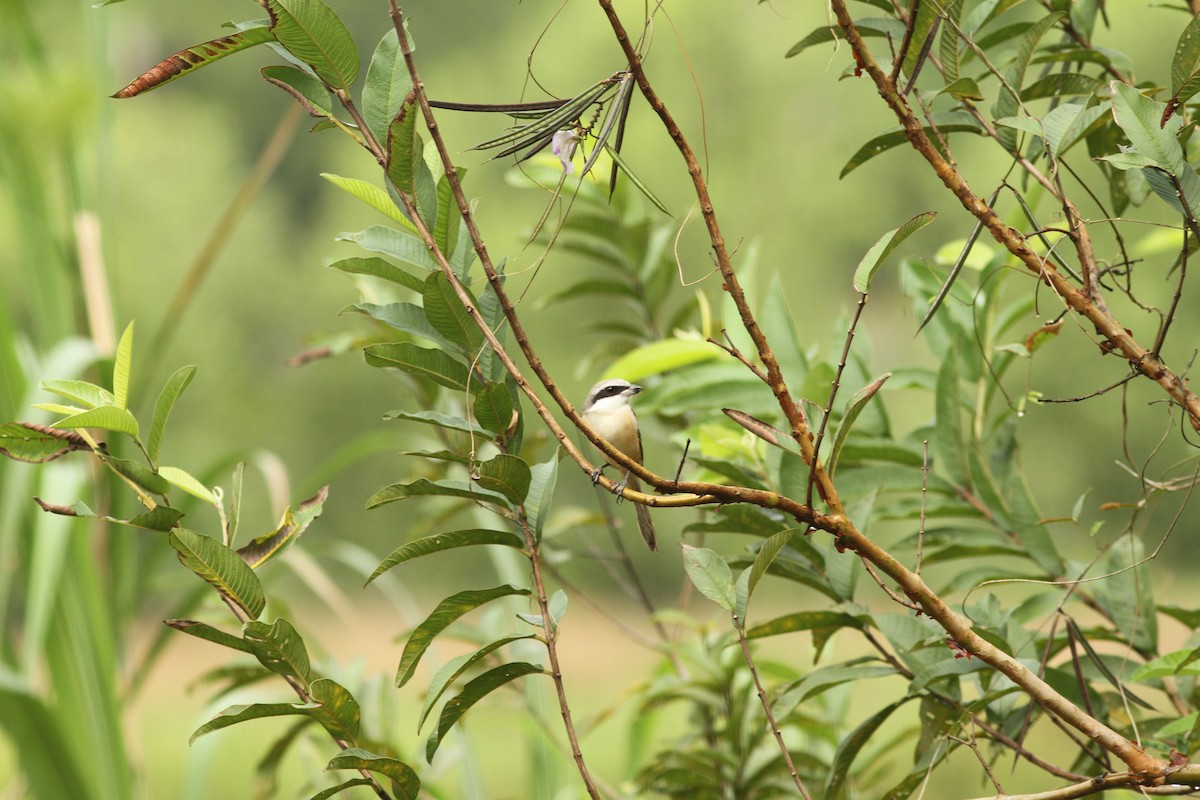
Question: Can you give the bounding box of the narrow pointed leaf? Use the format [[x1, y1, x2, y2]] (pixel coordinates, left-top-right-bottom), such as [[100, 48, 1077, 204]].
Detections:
[[426, 662, 544, 760], [826, 699, 910, 798], [335, 227, 436, 270], [329, 256, 424, 291], [396, 585, 531, 687], [322, 174, 410, 227], [0, 422, 90, 462], [381, 410, 490, 435], [169, 528, 266, 619], [745, 528, 801, 601], [39, 379, 114, 409], [747, 611, 863, 639], [326, 749, 420, 800], [853, 214, 937, 292], [364, 342, 470, 390], [113, 321, 135, 409], [244, 618, 312, 689], [362, 29, 413, 145], [113, 27, 274, 98], [842, 112, 982, 177], [53, 406, 139, 437], [603, 144, 670, 215], [604, 337, 720, 383], [681, 545, 736, 612], [347, 302, 455, 351], [386, 104, 438, 228], [148, 365, 196, 463], [524, 455, 558, 540], [265, 0, 359, 89], [418, 635, 538, 731], [262, 65, 333, 117], [1166, 15, 1200, 122], [422, 272, 481, 354], [828, 373, 892, 475], [309, 778, 375, 800], [433, 173, 464, 258], [367, 529, 525, 585], [99, 453, 170, 494], [190, 701, 315, 744], [991, 12, 1066, 133], [165, 619, 255, 654], [160, 465, 219, 505]]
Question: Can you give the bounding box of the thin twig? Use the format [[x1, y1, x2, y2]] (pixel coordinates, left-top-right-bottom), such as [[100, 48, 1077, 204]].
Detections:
[[735, 624, 813, 799]]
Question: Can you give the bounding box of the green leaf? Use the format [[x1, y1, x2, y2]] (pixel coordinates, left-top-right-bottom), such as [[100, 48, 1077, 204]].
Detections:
[[1128, 642, 1200, 681], [190, 702, 313, 744], [422, 272, 482, 355], [776, 663, 898, 712], [348, 302, 455, 351], [433, 173, 464, 259], [1111, 82, 1188, 173], [386, 103, 438, 229], [367, 529, 525, 584], [39, 379, 115, 409], [396, 585, 531, 687], [746, 611, 863, 639], [826, 699, 909, 798], [261, 65, 333, 118], [113, 321, 134, 409], [322, 174, 411, 227], [237, 486, 328, 569], [1167, 15, 1200, 121], [841, 112, 982, 177], [744, 527, 800, 603], [786, 17, 905, 58], [681, 545, 736, 612], [381, 409, 490, 436], [308, 678, 360, 742], [991, 12, 1066, 144], [244, 618, 312, 690], [0, 422, 90, 462], [99, 453, 170, 494], [265, 0, 359, 89], [475, 454, 531, 505], [418, 635, 538, 731], [337, 226, 438, 271], [148, 365, 196, 464], [603, 144, 671, 216], [366, 478, 510, 509], [364, 342, 470, 390], [362, 29, 413, 146], [329, 256, 424, 292], [326, 748, 420, 800], [1020, 72, 1103, 101], [603, 338, 720, 382], [113, 27, 274, 98], [426, 662, 544, 761], [934, 350, 968, 486], [159, 465, 218, 505], [53, 405, 139, 437], [309, 778, 374, 800], [828, 373, 891, 475], [524, 454, 558, 541], [169, 528, 266, 619], [853, 215, 936, 292], [899, 0, 938, 83], [473, 381, 515, 436], [164, 619, 255, 654]]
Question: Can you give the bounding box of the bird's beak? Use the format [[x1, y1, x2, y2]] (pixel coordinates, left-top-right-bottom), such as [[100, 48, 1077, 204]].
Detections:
[[629, 384, 643, 394]]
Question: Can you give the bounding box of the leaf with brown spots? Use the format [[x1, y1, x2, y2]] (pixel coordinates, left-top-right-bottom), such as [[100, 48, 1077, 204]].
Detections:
[[113, 27, 275, 99], [0, 422, 91, 463]]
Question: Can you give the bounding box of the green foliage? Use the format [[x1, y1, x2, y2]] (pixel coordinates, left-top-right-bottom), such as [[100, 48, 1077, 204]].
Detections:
[[9, 2, 1200, 799]]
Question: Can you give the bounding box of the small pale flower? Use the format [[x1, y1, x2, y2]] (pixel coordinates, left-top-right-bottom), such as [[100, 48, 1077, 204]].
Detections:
[[551, 128, 581, 173]]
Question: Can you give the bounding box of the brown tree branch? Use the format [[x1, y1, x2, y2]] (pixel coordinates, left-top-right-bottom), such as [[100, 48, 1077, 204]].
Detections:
[[828, 1, 1200, 433]]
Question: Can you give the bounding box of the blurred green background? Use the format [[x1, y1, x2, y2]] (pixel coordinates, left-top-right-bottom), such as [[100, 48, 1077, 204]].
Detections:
[[2, 0, 1197, 797]]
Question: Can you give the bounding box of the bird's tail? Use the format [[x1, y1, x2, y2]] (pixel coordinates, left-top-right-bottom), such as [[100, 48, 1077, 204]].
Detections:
[[628, 477, 657, 551]]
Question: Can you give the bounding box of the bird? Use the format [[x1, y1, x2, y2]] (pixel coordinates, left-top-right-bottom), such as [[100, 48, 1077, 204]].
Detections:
[[581, 378, 657, 551]]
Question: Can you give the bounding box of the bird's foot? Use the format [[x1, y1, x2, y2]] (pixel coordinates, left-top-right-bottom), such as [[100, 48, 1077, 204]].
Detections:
[[590, 466, 604, 485], [614, 475, 629, 503]]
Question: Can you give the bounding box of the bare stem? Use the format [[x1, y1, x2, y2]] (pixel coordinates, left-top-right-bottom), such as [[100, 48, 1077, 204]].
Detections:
[[735, 623, 813, 799]]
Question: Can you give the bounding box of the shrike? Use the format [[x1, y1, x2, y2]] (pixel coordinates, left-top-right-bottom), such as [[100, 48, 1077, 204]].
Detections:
[[582, 378, 657, 551]]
